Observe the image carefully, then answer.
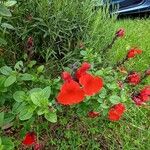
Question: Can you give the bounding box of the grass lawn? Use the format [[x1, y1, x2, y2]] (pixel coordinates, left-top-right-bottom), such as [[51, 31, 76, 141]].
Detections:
[[39, 18, 150, 150], [108, 18, 150, 72]]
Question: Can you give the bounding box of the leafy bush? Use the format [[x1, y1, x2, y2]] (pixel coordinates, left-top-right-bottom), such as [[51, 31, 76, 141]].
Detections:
[[2, 0, 116, 72]]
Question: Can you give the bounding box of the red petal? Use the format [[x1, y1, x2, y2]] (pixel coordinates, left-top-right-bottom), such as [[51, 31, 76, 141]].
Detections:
[[108, 111, 121, 121], [79, 73, 103, 96], [22, 132, 36, 146], [61, 72, 72, 82], [116, 28, 125, 37], [76, 62, 91, 80], [57, 81, 85, 105], [127, 48, 142, 59]]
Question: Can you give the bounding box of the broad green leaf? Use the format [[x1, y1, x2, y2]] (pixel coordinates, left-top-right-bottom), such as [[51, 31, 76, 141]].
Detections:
[[37, 65, 44, 73], [0, 4, 12, 17], [12, 102, 26, 114], [0, 112, 4, 127], [4, 0, 17, 7], [20, 73, 34, 81], [1, 137, 14, 150], [1, 23, 15, 30], [42, 86, 51, 99], [0, 66, 12, 75], [31, 91, 49, 107], [29, 88, 42, 94], [109, 95, 120, 104], [4, 75, 16, 87], [0, 37, 7, 45], [0, 137, 2, 145], [13, 91, 26, 102], [37, 108, 48, 116], [44, 111, 57, 123], [19, 106, 33, 121]]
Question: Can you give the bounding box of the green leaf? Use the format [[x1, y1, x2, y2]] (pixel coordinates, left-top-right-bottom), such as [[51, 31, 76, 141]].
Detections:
[[42, 86, 51, 99], [1, 23, 15, 30], [80, 50, 87, 56], [18, 105, 33, 121], [44, 111, 57, 123], [98, 88, 106, 98], [4, 75, 16, 87], [27, 60, 37, 68], [0, 66, 12, 75], [106, 83, 118, 90], [4, 0, 17, 7], [37, 108, 48, 116], [0, 112, 4, 127], [31, 91, 49, 107], [12, 102, 26, 114], [37, 65, 44, 73], [14, 61, 23, 71], [109, 95, 121, 104], [13, 91, 26, 102], [20, 73, 34, 81], [1, 137, 14, 150], [0, 4, 12, 17]]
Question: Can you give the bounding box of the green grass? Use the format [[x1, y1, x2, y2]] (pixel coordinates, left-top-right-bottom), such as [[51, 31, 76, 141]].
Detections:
[[41, 18, 150, 150], [107, 18, 150, 72]]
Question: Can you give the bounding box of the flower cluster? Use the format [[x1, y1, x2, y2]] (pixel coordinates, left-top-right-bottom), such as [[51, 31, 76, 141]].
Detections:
[[57, 62, 103, 105]]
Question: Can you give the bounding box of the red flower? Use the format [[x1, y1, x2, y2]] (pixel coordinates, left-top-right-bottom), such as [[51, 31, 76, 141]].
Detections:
[[131, 86, 150, 105], [76, 62, 91, 80], [22, 132, 36, 146], [57, 80, 85, 105], [88, 111, 100, 118], [146, 69, 150, 76], [116, 28, 125, 37], [108, 103, 125, 121], [132, 95, 144, 106], [127, 72, 141, 85], [79, 73, 103, 96], [140, 86, 150, 102], [27, 36, 34, 49], [127, 48, 142, 59], [61, 72, 72, 82]]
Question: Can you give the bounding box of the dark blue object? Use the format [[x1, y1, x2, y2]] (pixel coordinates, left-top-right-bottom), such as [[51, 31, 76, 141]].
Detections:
[[103, 0, 150, 14]]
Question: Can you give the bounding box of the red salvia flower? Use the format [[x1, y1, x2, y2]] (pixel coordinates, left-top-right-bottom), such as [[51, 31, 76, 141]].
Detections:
[[108, 103, 125, 121], [61, 72, 73, 82], [127, 48, 142, 59], [88, 111, 100, 118], [140, 86, 150, 102], [79, 73, 103, 96], [76, 62, 91, 80], [27, 36, 34, 49], [132, 95, 144, 106], [131, 86, 150, 106], [127, 72, 141, 85], [116, 28, 125, 37], [57, 80, 85, 105], [22, 132, 36, 146]]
